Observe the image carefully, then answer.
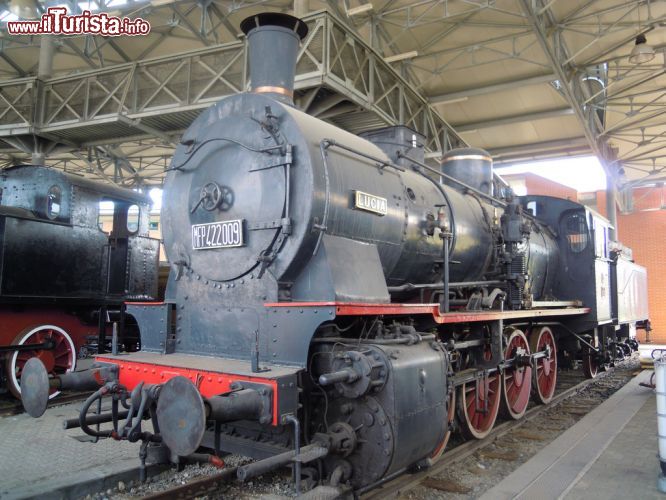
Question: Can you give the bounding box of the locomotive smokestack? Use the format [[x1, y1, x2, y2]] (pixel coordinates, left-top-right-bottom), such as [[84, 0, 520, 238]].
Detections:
[[240, 13, 308, 105]]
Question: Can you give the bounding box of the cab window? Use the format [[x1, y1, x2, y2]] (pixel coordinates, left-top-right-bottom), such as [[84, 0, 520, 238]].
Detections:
[[127, 204, 140, 234], [98, 201, 114, 234], [565, 212, 588, 253], [46, 185, 62, 220]]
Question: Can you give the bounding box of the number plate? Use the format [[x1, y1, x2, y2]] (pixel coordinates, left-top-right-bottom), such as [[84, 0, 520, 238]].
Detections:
[[191, 219, 244, 250]]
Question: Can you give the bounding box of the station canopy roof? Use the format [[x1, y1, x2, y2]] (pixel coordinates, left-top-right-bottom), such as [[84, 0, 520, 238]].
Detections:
[[0, 0, 664, 191]]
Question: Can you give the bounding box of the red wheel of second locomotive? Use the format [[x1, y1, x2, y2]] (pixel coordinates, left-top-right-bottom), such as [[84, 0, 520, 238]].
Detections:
[[457, 372, 501, 440], [6, 325, 76, 399], [500, 329, 532, 420], [529, 326, 557, 404]]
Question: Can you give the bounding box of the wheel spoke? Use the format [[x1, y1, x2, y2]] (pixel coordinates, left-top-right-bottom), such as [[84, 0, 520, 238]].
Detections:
[[6, 325, 76, 399]]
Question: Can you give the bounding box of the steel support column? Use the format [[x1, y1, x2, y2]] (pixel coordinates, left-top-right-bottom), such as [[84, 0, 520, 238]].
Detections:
[[606, 173, 618, 240], [37, 36, 55, 80]]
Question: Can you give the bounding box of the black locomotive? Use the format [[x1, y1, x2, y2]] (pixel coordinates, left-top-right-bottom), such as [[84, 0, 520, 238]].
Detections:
[[21, 13, 648, 495], [0, 165, 160, 398]]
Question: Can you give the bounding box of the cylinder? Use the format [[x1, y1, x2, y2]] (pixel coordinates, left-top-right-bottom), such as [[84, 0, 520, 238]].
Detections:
[[57, 364, 118, 391], [240, 13, 308, 105], [441, 147, 493, 196], [206, 389, 264, 422]]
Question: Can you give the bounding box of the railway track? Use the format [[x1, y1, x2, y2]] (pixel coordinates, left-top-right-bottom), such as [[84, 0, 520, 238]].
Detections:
[[138, 467, 239, 500], [103, 358, 638, 500], [0, 391, 90, 417]]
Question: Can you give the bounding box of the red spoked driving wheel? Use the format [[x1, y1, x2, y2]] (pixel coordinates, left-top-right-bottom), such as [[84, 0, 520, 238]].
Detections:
[[529, 326, 557, 404], [500, 329, 532, 420], [457, 372, 501, 440], [430, 388, 456, 459], [6, 325, 76, 399]]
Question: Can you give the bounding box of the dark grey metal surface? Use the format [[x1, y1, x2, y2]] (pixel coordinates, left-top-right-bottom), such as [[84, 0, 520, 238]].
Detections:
[[161, 82, 514, 293], [20, 357, 49, 417], [312, 339, 448, 487], [156, 376, 206, 457], [0, 165, 159, 303], [290, 234, 390, 302]]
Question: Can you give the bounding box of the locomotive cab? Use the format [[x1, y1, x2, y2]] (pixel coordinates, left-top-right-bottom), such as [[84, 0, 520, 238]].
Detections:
[[0, 165, 159, 301], [519, 196, 615, 328], [0, 165, 160, 398]]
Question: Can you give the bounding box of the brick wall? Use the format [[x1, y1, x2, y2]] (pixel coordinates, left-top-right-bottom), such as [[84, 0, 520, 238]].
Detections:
[[524, 174, 578, 201], [502, 173, 578, 200]]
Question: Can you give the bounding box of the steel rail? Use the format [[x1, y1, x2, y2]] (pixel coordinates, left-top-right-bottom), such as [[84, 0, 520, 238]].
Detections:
[[138, 466, 238, 500]]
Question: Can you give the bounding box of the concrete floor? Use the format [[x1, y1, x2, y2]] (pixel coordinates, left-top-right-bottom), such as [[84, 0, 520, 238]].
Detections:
[[565, 395, 662, 500], [481, 370, 662, 500], [0, 400, 140, 500]]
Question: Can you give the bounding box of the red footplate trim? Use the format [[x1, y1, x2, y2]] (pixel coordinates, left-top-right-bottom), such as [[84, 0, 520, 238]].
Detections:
[[95, 357, 279, 425], [264, 302, 590, 322]]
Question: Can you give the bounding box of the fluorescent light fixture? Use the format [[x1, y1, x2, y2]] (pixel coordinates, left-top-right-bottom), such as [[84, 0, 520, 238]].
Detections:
[[629, 34, 656, 64], [384, 51, 418, 63], [150, 0, 176, 6], [434, 96, 469, 106], [346, 3, 373, 16]]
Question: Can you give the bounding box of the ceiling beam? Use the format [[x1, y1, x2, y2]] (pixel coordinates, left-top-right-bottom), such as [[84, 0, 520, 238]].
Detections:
[[455, 107, 573, 132], [518, 0, 613, 170], [489, 137, 590, 157], [429, 73, 556, 103], [0, 50, 26, 77]]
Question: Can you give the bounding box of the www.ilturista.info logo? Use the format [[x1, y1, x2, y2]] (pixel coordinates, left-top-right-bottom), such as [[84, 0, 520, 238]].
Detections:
[[7, 7, 150, 36]]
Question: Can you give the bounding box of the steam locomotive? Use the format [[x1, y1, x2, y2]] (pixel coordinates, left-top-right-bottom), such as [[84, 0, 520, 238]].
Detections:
[[21, 13, 648, 495], [0, 165, 160, 399]]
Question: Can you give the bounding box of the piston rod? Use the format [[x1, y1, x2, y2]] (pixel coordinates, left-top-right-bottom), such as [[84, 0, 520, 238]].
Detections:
[[237, 443, 329, 482], [0, 340, 55, 353], [52, 364, 119, 391], [63, 409, 130, 430]]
